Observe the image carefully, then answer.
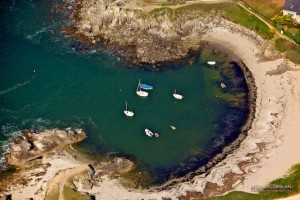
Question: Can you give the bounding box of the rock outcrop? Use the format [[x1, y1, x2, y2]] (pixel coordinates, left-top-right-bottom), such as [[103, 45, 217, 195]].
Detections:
[[69, 0, 223, 64], [4, 129, 86, 167]]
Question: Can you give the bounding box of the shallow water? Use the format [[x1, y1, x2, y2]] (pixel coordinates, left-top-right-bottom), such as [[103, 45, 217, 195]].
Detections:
[[0, 0, 249, 183]]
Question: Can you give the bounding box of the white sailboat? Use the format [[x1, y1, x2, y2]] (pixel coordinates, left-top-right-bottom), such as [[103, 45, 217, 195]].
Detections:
[[145, 129, 154, 137], [136, 79, 148, 97], [173, 90, 183, 100], [207, 61, 216, 65], [124, 101, 134, 117]]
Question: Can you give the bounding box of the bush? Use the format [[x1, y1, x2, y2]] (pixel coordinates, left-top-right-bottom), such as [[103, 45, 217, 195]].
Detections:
[[275, 38, 293, 52], [286, 49, 300, 64]]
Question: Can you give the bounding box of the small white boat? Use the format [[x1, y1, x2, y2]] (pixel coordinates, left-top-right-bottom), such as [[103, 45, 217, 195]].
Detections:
[[136, 79, 148, 97], [124, 101, 134, 117], [221, 82, 226, 88], [170, 125, 176, 130], [207, 61, 216, 65], [154, 133, 159, 137], [145, 129, 154, 137], [173, 90, 183, 100]]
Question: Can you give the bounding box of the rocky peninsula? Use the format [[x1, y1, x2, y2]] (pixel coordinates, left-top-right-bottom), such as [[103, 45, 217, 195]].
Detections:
[[64, 0, 254, 66]]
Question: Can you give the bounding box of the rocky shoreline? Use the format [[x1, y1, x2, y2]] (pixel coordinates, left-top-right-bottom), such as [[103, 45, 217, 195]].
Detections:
[[4, 129, 86, 167], [62, 0, 225, 66], [0, 129, 134, 199]]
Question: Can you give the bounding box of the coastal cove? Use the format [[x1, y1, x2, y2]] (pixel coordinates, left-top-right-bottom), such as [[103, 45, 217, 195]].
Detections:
[[2, 0, 300, 199], [0, 0, 251, 186]]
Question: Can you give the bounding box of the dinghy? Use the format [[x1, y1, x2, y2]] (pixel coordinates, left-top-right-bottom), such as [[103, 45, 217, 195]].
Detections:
[[170, 125, 176, 130], [207, 61, 216, 65], [145, 129, 154, 137]]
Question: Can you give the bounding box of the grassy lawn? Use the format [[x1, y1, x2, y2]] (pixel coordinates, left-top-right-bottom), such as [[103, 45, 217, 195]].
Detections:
[[202, 164, 300, 200]]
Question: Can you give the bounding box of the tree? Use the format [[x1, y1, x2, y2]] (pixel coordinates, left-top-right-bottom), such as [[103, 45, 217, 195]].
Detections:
[[272, 14, 294, 27]]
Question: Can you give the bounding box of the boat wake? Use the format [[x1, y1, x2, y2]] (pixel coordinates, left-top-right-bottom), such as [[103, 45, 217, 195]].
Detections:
[[0, 80, 31, 96]]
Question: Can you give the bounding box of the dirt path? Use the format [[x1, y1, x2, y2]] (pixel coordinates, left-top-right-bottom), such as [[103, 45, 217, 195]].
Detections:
[[124, 0, 232, 12]]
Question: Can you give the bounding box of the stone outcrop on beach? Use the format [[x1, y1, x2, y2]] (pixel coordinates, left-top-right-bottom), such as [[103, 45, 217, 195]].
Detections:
[[4, 129, 86, 167], [71, 157, 134, 191]]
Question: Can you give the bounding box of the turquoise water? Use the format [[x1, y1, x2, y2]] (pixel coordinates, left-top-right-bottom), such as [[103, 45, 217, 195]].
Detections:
[[0, 0, 249, 182]]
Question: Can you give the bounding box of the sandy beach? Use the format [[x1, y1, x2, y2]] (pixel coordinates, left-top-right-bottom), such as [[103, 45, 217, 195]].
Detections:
[[2, 23, 300, 200]]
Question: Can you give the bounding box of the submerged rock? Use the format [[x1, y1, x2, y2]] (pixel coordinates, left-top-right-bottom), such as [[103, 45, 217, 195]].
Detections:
[[4, 129, 86, 167]]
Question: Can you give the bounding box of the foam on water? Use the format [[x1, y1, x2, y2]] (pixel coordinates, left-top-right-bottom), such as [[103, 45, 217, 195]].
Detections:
[[0, 80, 31, 96]]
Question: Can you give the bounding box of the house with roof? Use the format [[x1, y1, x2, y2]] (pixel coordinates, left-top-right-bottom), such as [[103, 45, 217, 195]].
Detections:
[[283, 0, 300, 23]]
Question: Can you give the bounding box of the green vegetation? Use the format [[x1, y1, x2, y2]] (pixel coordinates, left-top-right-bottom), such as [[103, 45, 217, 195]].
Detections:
[[120, 169, 155, 188], [174, 3, 274, 39], [62, 186, 91, 200], [203, 163, 300, 200], [272, 14, 294, 27], [275, 38, 300, 64], [275, 38, 294, 52]]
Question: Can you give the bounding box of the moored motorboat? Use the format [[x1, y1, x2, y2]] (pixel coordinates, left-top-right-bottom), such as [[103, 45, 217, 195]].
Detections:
[[207, 61, 216, 65], [170, 125, 176, 130], [145, 129, 154, 137]]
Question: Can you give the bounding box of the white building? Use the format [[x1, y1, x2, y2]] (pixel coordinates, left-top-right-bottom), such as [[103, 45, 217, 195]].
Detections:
[[283, 0, 300, 23]]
